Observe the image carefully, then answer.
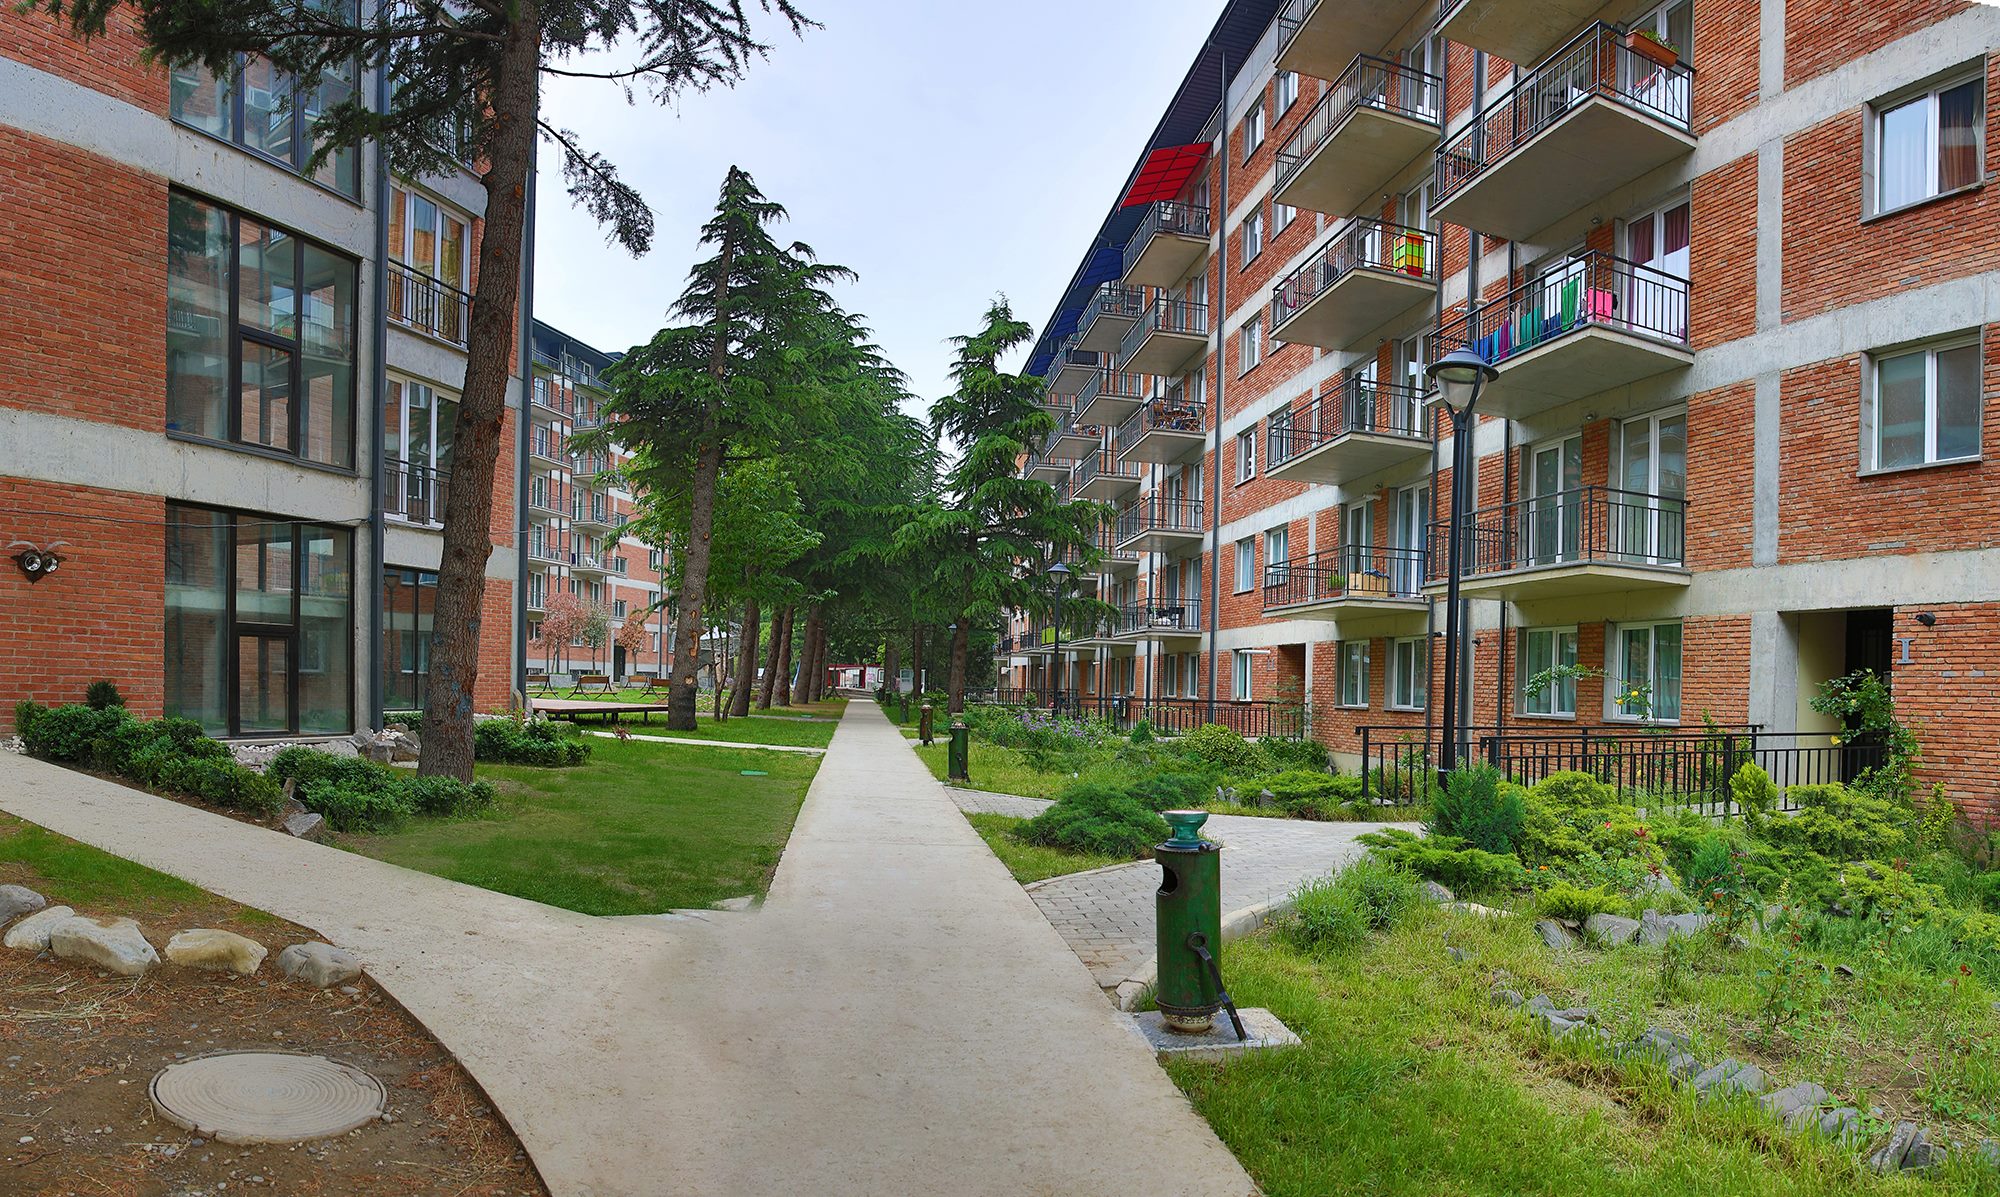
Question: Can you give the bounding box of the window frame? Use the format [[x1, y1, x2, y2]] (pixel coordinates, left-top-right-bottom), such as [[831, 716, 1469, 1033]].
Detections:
[[1233, 537, 1256, 593], [1241, 208, 1265, 267], [1244, 100, 1266, 160], [1862, 333, 1984, 473], [1276, 70, 1300, 115], [1865, 64, 1987, 220], [1235, 429, 1257, 484], [1231, 650, 1254, 701], [1239, 315, 1263, 375], [168, 47, 364, 201], [1605, 620, 1684, 723], [1516, 626, 1580, 718], [1337, 641, 1369, 709]]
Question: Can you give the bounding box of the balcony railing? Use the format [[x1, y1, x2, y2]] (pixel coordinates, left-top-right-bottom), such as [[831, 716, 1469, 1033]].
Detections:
[[531, 434, 565, 464], [382, 460, 448, 526], [387, 261, 470, 348], [1271, 218, 1437, 329], [1118, 298, 1209, 375], [1262, 544, 1427, 609], [1114, 397, 1207, 457], [1116, 497, 1204, 545], [1138, 698, 1304, 740], [1074, 282, 1149, 350], [1276, 54, 1442, 192], [1074, 450, 1141, 494], [1434, 23, 1693, 208], [1122, 201, 1211, 281], [1114, 597, 1203, 636], [529, 542, 564, 565], [1269, 377, 1434, 467], [1427, 485, 1688, 583], [1429, 250, 1689, 368]]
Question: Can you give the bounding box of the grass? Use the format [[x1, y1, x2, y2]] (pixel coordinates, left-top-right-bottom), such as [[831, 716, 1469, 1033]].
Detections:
[[963, 812, 1140, 884], [912, 739, 1080, 801], [340, 737, 821, 915], [595, 713, 838, 748], [1164, 904, 2000, 1197], [0, 813, 207, 908]]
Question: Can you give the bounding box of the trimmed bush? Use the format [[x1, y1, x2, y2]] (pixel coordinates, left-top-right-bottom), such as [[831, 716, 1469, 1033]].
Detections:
[[20, 703, 129, 763], [1178, 723, 1269, 774], [1018, 782, 1169, 858], [301, 782, 416, 833], [1281, 856, 1424, 953], [1125, 771, 1212, 812], [404, 775, 497, 818], [1359, 828, 1527, 896], [155, 756, 284, 816], [1535, 881, 1626, 922], [1429, 764, 1525, 855], [84, 680, 125, 711], [473, 718, 591, 766], [269, 746, 493, 829], [1260, 736, 1329, 773], [1244, 770, 1358, 820]]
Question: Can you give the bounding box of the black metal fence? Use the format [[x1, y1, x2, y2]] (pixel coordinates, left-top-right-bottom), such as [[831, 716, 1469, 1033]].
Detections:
[[1115, 495, 1205, 544], [1277, 54, 1442, 192], [1075, 283, 1148, 344], [382, 460, 448, 525], [1122, 202, 1211, 279], [1426, 485, 1687, 582], [1114, 397, 1207, 456], [974, 692, 1305, 740], [1428, 249, 1690, 366], [1272, 218, 1439, 328], [1262, 544, 1426, 610], [1113, 597, 1203, 636], [1268, 374, 1433, 467], [388, 261, 470, 347]]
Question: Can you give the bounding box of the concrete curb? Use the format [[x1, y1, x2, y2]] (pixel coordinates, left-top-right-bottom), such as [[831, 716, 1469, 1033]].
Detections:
[[1111, 892, 1298, 1011]]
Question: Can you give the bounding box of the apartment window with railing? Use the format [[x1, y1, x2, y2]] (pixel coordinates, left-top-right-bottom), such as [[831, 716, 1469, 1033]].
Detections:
[[1388, 636, 1427, 711], [1518, 627, 1580, 717], [1866, 336, 1981, 470], [1337, 642, 1367, 708], [383, 376, 456, 525], [168, 21, 361, 198], [1234, 538, 1255, 593], [1608, 621, 1682, 721], [1235, 430, 1256, 483], [167, 191, 358, 468], [1869, 68, 1984, 216], [388, 185, 471, 345]]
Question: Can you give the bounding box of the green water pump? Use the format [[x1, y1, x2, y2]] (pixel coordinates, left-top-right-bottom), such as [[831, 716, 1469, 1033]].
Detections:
[[1154, 810, 1246, 1038]]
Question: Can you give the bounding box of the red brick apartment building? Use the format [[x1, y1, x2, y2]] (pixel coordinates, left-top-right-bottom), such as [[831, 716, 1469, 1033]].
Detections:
[[1004, 0, 2000, 821], [1, 10, 534, 734]]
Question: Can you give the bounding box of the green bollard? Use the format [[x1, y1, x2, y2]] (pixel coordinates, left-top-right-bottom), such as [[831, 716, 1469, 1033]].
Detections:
[[1155, 810, 1223, 1033], [919, 703, 934, 746], [947, 720, 970, 782]]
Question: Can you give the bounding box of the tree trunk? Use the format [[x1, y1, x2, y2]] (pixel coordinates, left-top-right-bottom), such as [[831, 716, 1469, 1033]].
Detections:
[[810, 616, 829, 701], [419, 11, 541, 781], [911, 624, 925, 696], [881, 639, 899, 698], [772, 608, 795, 707], [729, 596, 761, 717], [947, 619, 970, 714], [790, 610, 819, 705], [759, 606, 787, 709], [665, 439, 726, 730]]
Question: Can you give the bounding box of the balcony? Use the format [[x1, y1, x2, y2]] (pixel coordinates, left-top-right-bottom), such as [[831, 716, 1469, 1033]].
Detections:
[[1113, 597, 1203, 644], [1426, 485, 1691, 601], [1427, 250, 1691, 419], [573, 502, 617, 532], [1092, 527, 1141, 576], [528, 542, 565, 567], [1275, 55, 1442, 218], [1271, 219, 1436, 350], [1048, 340, 1102, 393], [1268, 377, 1434, 486], [530, 379, 570, 418], [571, 553, 611, 577], [1261, 546, 1428, 637], [1432, 24, 1695, 241], [1115, 396, 1207, 465], [526, 588, 547, 615], [1022, 451, 1072, 485], [1073, 370, 1151, 428], [1118, 299, 1208, 379], [1074, 450, 1143, 501], [1275, 0, 1432, 83], [529, 435, 567, 472], [572, 455, 616, 483], [1050, 419, 1104, 461], [1115, 496, 1205, 553], [527, 491, 564, 524], [387, 261, 470, 348], [1122, 201, 1211, 289], [1074, 283, 1149, 353], [382, 460, 448, 527], [1438, 0, 1615, 72]]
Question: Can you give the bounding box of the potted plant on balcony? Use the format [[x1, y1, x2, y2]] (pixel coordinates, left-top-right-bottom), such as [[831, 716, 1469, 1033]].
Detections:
[[1626, 28, 1680, 68]]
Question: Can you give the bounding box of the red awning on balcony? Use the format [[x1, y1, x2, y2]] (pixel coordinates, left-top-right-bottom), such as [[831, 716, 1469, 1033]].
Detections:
[[1121, 143, 1210, 207]]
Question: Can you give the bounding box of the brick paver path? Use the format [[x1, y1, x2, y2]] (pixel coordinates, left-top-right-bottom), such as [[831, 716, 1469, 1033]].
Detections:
[[946, 785, 1417, 991]]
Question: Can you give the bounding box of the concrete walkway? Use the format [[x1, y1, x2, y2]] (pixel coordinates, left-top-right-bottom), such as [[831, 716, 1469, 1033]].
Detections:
[[0, 703, 1254, 1197], [950, 788, 1413, 996]]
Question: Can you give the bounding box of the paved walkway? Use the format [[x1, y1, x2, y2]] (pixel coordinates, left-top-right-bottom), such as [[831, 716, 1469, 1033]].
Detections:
[[0, 704, 1253, 1197], [949, 788, 1416, 994]]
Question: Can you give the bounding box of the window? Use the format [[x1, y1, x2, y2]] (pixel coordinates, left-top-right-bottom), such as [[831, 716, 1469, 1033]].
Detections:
[[1240, 316, 1263, 374], [1234, 537, 1255, 592], [1337, 642, 1368, 708], [1235, 430, 1257, 483], [388, 186, 472, 345], [382, 567, 438, 712], [167, 504, 354, 737], [383, 378, 458, 525], [1518, 627, 1579, 716], [1276, 70, 1299, 114], [1242, 209, 1264, 264], [168, 17, 361, 198], [1244, 101, 1266, 159], [1609, 622, 1683, 721], [1388, 636, 1428, 711], [1232, 651, 1254, 701], [1273, 201, 1296, 236], [1867, 338, 1981, 470], [1264, 526, 1289, 585], [167, 192, 358, 468], [1165, 654, 1182, 696], [614, 599, 628, 618], [1872, 71, 1982, 213]]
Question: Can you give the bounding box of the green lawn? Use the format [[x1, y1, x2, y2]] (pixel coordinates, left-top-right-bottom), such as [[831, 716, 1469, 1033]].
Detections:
[[602, 712, 839, 748], [1165, 908, 1999, 1197], [963, 812, 1139, 884], [0, 813, 206, 908], [912, 739, 1080, 801], [340, 737, 821, 915]]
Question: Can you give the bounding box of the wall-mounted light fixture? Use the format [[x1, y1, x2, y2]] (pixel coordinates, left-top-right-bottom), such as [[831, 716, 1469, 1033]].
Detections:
[[7, 540, 68, 583], [1915, 612, 1938, 628]]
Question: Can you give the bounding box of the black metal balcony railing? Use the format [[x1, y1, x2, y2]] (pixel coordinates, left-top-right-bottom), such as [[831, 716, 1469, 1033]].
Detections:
[[1114, 596, 1204, 636], [1269, 376, 1434, 467], [529, 541, 563, 565], [1119, 298, 1209, 369], [531, 433, 564, 462], [1075, 450, 1142, 493], [1076, 282, 1148, 337], [1272, 219, 1438, 327], [1277, 54, 1442, 192], [1262, 544, 1427, 609], [1114, 397, 1208, 456], [1116, 495, 1205, 545], [1429, 250, 1689, 367], [1076, 368, 1152, 414], [1427, 485, 1688, 583], [1122, 202, 1211, 279], [387, 261, 470, 348], [1435, 23, 1693, 206], [382, 460, 448, 526], [1051, 343, 1101, 376], [1137, 698, 1304, 740], [1273, 0, 1314, 63]]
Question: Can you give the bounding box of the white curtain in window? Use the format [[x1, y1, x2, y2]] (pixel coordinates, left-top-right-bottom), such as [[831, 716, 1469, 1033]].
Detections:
[[1878, 97, 1930, 211]]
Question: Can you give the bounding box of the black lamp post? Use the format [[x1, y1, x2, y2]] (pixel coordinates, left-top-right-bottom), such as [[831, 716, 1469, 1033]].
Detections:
[[1426, 347, 1499, 783], [1047, 561, 1071, 713]]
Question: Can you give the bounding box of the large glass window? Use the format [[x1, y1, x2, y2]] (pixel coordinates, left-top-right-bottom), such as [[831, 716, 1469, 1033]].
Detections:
[[1518, 627, 1579, 717], [382, 567, 438, 714], [1232, 651, 1253, 701], [383, 378, 459, 524], [1389, 636, 1428, 711], [168, 35, 361, 197], [1875, 73, 1983, 214], [388, 185, 472, 344], [167, 192, 357, 468], [166, 504, 353, 736], [1869, 338, 1981, 470], [1234, 538, 1255, 592], [1338, 641, 1368, 708], [1610, 622, 1682, 722]]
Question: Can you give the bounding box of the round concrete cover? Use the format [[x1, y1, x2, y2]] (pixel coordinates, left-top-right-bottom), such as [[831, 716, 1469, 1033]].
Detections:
[[150, 1052, 386, 1144]]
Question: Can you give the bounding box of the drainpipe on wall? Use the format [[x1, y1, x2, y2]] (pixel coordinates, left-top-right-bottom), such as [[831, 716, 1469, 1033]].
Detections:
[[1204, 46, 1229, 727], [366, 60, 392, 732]]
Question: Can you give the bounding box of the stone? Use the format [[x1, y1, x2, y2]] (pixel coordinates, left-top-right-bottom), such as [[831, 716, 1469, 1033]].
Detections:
[[275, 942, 362, 988], [1125, 1007, 1300, 1061], [1635, 871, 1679, 897], [282, 812, 326, 841], [1690, 1058, 1767, 1098], [1584, 913, 1641, 947], [49, 916, 159, 977], [1491, 987, 1525, 1008], [1902, 1128, 1940, 1171], [1534, 919, 1577, 951], [1447, 901, 1509, 918], [166, 929, 268, 976], [1524, 994, 1556, 1018], [1639, 1027, 1690, 1053], [1869, 1122, 1922, 1174], [1661, 1051, 1702, 1082], [0, 885, 48, 925], [709, 896, 755, 913], [1446, 946, 1468, 963], [1977, 1139, 1999, 1168], [1636, 909, 1713, 946], [1420, 881, 1454, 903], [3, 905, 76, 951], [1818, 1107, 1862, 1141], [1760, 1081, 1830, 1129]]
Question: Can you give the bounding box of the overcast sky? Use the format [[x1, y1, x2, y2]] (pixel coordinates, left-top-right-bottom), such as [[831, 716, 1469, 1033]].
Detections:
[[532, 0, 1221, 414]]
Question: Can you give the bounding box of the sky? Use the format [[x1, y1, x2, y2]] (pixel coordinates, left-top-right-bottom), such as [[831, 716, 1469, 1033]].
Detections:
[[531, 0, 1223, 415]]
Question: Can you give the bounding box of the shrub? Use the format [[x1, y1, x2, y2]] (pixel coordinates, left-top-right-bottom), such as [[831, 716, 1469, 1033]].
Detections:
[[1244, 770, 1359, 820], [1429, 764, 1524, 855], [1260, 736, 1329, 773], [1730, 763, 1780, 831], [1761, 782, 1909, 862], [1535, 881, 1626, 922], [14, 699, 46, 740], [20, 704, 130, 763], [84, 680, 125, 711], [1358, 827, 1527, 896], [300, 781, 416, 833], [156, 756, 284, 816], [403, 775, 498, 818], [1282, 856, 1424, 954], [1125, 771, 1212, 812], [1178, 723, 1269, 774], [1837, 861, 1944, 922], [1516, 772, 1664, 873], [1018, 782, 1169, 858], [268, 746, 383, 792], [1129, 721, 1155, 744], [473, 718, 591, 766]]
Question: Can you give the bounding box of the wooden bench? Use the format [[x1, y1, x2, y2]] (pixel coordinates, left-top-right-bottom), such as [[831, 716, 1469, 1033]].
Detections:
[[568, 673, 616, 697], [526, 673, 556, 696]]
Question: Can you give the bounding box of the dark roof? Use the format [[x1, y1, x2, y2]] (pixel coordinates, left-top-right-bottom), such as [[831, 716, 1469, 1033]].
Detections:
[[531, 319, 622, 371], [1025, 0, 1281, 376]]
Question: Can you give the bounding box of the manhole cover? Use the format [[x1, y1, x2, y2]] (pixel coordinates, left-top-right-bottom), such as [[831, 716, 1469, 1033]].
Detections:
[[150, 1052, 386, 1144]]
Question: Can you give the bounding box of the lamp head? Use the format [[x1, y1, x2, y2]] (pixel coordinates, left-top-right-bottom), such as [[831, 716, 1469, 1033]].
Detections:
[[1427, 348, 1499, 414], [1046, 561, 1071, 580]]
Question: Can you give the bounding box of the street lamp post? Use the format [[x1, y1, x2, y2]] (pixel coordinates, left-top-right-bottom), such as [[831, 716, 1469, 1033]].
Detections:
[[1426, 348, 1500, 786], [1047, 561, 1071, 714]]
